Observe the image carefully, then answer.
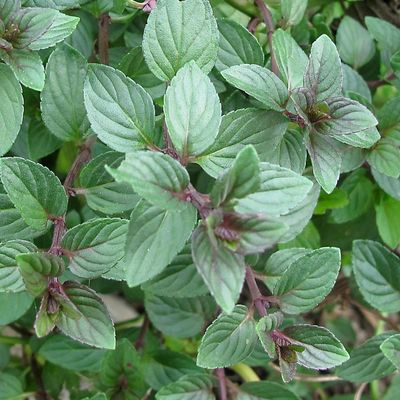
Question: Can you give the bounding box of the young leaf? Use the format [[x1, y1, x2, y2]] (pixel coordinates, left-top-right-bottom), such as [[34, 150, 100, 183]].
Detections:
[[156, 374, 215, 400], [0, 0, 20, 25], [38, 334, 107, 372], [192, 223, 245, 314], [56, 281, 116, 349], [284, 325, 349, 369], [0, 64, 24, 156], [222, 64, 289, 112], [145, 293, 216, 338], [0, 240, 37, 293], [352, 240, 400, 313], [216, 19, 264, 72], [0, 48, 44, 91], [84, 64, 155, 152], [197, 305, 257, 368], [165, 61, 221, 159], [256, 312, 284, 358], [142, 246, 209, 298], [336, 332, 397, 382], [41, 44, 91, 141], [197, 109, 288, 178], [142, 0, 219, 81], [273, 247, 341, 314], [211, 146, 260, 207], [304, 34, 342, 102], [79, 151, 139, 215], [272, 29, 308, 89], [0, 157, 68, 230], [61, 218, 128, 279], [237, 381, 299, 400], [235, 162, 313, 217], [124, 200, 197, 286], [305, 131, 343, 194], [380, 334, 400, 369], [16, 252, 64, 297], [337, 16, 375, 69], [107, 151, 190, 211], [281, 0, 307, 26]]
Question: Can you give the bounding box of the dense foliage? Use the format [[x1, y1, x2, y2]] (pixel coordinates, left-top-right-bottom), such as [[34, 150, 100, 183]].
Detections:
[[0, 0, 400, 399]]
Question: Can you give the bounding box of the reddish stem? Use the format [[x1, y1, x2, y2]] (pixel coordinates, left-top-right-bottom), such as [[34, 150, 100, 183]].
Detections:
[[245, 266, 267, 317], [216, 368, 228, 400], [98, 13, 110, 65]]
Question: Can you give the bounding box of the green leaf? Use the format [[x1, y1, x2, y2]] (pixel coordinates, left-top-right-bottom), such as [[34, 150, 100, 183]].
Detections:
[[197, 109, 288, 178], [142, 246, 209, 298], [306, 131, 343, 194], [143, 350, 202, 391], [197, 305, 257, 368], [273, 247, 341, 314], [118, 46, 166, 100], [124, 200, 197, 286], [61, 218, 128, 278], [314, 187, 349, 215], [352, 240, 400, 313], [16, 252, 64, 297], [0, 64, 24, 156], [313, 97, 378, 137], [342, 64, 372, 102], [377, 97, 400, 132], [282, 0, 307, 26], [235, 162, 313, 217], [0, 0, 20, 25], [100, 338, 147, 397], [215, 19, 264, 72], [0, 373, 24, 400], [107, 151, 190, 211], [0, 240, 36, 293], [372, 168, 400, 200], [165, 61, 221, 159], [222, 64, 289, 112], [272, 29, 308, 90], [23, 0, 80, 9], [284, 325, 349, 369], [335, 127, 380, 149], [211, 146, 260, 207], [336, 332, 397, 382], [142, 0, 219, 81], [304, 34, 342, 102], [38, 334, 107, 372], [79, 151, 139, 215], [376, 196, 400, 248], [256, 312, 284, 358], [13, 8, 79, 50], [380, 334, 400, 369], [41, 44, 91, 141], [192, 224, 245, 314], [367, 138, 400, 178], [0, 291, 33, 325], [0, 48, 44, 91], [156, 374, 215, 400], [330, 169, 374, 224], [237, 381, 300, 400], [337, 16, 375, 69], [145, 293, 216, 338], [0, 183, 46, 241], [263, 248, 312, 292], [84, 64, 155, 152], [366, 17, 400, 64], [56, 281, 116, 349], [0, 157, 68, 230], [264, 129, 307, 174]]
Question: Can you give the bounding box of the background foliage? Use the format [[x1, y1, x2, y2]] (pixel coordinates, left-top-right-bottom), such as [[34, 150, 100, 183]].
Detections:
[[0, 0, 400, 399]]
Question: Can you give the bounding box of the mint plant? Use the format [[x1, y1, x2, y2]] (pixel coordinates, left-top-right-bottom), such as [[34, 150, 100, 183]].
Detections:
[[0, 0, 400, 399]]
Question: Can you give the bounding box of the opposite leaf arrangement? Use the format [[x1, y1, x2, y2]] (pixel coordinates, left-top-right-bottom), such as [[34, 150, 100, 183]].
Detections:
[[0, 0, 400, 399]]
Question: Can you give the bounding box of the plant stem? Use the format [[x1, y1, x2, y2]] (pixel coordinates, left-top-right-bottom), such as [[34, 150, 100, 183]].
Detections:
[[135, 315, 150, 350], [98, 13, 110, 65], [0, 335, 29, 345], [224, 0, 257, 17], [367, 72, 395, 89], [269, 363, 341, 382], [254, 0, 278, 75], [245, 266, 267, 317], [31, 356, 52, 400], [231, 364, 260, 382], [216, 368, 228, 400]]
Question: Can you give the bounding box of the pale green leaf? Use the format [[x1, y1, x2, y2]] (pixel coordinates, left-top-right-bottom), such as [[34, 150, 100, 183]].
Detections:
[[197, 305, 257, 368], [165, 61, 221, 158], [372, 168, 400, 200], [0, 291, 33, 325], [376, 196, 400, 248], [237, 381, 299, 400], [380, 334, 400, 369], [0, 157, 68, 230], [84, 64, 155, 152], [282, 0, 307, 26], [367, 138, 400, 178]]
